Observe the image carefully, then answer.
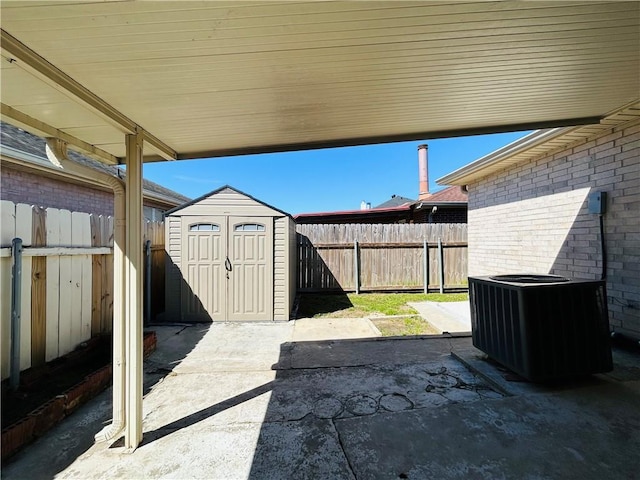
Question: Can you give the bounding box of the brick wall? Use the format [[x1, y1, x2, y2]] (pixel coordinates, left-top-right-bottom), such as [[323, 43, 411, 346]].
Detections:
[[1, 166, 114, 216], [1, 165, 175, 220], [467, 119, 640, 337]]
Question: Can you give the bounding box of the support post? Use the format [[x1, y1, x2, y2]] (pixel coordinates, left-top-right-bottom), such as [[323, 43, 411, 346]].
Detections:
[[423, 240, 429, 295], [124, 131, 144, 450], [438, 238, 444, 295], [10, 237, 23, 391], [354, 240, 360, 294]]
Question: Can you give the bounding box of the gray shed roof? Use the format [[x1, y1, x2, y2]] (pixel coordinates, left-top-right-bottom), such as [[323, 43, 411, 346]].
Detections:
[[165, 185, 292, 218]]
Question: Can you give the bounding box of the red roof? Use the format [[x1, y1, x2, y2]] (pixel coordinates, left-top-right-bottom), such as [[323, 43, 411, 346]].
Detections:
[[419, 186, 468, 203], [294, 204, 411, 219]]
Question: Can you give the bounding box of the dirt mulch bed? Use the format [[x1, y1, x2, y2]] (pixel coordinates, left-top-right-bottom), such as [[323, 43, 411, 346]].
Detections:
[[1, 332, 156, 461], [370, 315, 440, 337]]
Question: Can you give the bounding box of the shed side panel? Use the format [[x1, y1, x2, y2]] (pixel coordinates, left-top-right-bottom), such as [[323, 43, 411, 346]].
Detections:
[[164, 215, 182, 320], [274, 216, 287, 320]]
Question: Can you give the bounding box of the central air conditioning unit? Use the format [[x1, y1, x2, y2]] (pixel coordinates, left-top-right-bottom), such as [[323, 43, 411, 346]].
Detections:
[[469, 274, 612, 382]]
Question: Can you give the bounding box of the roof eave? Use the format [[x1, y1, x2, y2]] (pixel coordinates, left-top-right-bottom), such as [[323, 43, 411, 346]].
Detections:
[[436, 127, 575, 186], [1, 144, 185, 207]]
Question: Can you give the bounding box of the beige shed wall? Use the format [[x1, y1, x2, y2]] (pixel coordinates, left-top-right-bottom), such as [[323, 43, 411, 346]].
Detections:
[[273, 217, 286, 320], [467, 119, 640, 338], [164, 188, 294, 322]]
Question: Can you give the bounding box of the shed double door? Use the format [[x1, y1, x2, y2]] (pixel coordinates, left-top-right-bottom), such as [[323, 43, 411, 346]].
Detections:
[[181, 216, 273, 321]]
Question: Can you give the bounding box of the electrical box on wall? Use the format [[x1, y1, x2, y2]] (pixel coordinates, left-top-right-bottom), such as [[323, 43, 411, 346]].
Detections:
[[588, 191, 607, 214]]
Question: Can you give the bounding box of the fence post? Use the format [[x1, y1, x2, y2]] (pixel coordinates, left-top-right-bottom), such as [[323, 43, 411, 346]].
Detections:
[[144, 239, 151, 327], [438, 238, 444, 294], [10, 237, 23, 391], [354, 240, 360, 294], [423, 240, 429, 294]]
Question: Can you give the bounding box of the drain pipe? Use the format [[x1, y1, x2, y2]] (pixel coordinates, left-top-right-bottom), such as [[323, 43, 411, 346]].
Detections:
[[46, 138, 126, 442]]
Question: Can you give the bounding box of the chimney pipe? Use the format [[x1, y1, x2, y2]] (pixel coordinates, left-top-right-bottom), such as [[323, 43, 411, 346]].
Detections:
[[418, 144, 429, 199]]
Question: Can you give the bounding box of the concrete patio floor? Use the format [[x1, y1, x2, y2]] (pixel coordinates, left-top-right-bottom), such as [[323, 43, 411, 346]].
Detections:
[[2, 319, 640, 480]]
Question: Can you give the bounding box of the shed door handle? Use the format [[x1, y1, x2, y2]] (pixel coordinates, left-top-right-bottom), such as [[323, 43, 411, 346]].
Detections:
[[225, 257, 232, 272]]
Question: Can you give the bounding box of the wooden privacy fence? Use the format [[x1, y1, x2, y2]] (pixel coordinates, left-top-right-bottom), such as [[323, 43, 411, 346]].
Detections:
[[296, 223, 467, 292], [0, 200, 164, 381]]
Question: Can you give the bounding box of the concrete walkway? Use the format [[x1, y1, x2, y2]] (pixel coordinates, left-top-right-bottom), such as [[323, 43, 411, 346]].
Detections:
[[3, 321, 640, 480], [409, 300, 471, 334], [292, 317, 380, 342]]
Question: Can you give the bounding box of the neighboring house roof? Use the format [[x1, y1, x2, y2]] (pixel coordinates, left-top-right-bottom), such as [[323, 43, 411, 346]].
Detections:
[[295, 204, 412, 220], [166, 185, 292, 218], [375, 194, 415, 208], [437, 101, 640, 186], [418, 186, 468, 204], [1, 122, 190, 207], [296, 187, 468, 222]]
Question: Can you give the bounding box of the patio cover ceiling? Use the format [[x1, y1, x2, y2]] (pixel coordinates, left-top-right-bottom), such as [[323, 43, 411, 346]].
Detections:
[[1, 1, 639, 165]]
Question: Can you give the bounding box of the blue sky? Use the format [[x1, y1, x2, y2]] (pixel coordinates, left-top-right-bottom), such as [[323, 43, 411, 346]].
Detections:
[[143, 130, 531, 215]]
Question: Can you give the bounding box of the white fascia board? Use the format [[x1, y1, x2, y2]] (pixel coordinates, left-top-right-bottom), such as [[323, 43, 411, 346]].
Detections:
[[436, 127, 575, 186], [1, 144, 175, 204]]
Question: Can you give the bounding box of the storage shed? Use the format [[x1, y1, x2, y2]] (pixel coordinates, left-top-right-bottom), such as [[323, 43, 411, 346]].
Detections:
[[164, 186, 296, 322]]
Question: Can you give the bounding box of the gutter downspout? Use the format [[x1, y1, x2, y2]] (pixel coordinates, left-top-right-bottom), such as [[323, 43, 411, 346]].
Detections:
[[45, 138, 126, 442]]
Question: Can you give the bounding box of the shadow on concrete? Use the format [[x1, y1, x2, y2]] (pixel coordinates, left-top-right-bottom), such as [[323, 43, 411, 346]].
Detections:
[[137, 380, 274, 447]]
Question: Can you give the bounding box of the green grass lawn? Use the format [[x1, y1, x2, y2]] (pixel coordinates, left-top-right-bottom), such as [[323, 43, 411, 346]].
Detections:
[[297, 292, 468, 318]]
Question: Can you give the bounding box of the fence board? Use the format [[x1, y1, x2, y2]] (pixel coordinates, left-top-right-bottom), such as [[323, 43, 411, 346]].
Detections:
[[58, 209, 73, 356], [45, 207, 61, 361], [103, 253, 114, 333], [1, 202, 165, 379], [72, 212, 92, 344], [90, 215, 102, 336], [144, 221, 166, 321], [1, 201, 16, 379], [297, 223, 468, 292], [31, 206, 47, 367]]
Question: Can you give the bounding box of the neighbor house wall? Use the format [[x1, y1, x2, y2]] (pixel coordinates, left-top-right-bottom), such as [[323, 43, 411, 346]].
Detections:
[[1, 163, 176, 221], [1, 164, 113, 215], [467, 119, 639, 337], [412, 206, 467, 224]]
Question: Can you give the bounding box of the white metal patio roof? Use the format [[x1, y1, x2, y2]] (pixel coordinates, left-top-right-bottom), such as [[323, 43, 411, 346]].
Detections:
[[1, 1, 639, 165]]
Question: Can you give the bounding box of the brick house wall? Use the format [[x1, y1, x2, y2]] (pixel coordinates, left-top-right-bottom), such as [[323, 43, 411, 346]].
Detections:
[[1, 164, 177, 219], [467, 119, 639, 338], [1, 165, 114, 215]]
